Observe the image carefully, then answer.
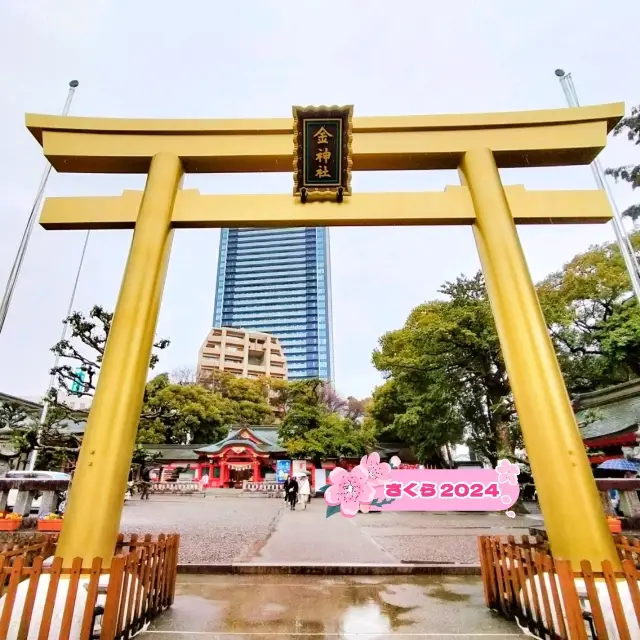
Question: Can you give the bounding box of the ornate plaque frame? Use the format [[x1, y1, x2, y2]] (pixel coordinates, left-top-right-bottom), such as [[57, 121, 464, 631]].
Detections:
[[292, 105, 353, 202]]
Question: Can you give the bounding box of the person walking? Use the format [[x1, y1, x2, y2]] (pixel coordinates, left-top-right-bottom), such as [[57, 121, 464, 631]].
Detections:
[[140, 466, 152, 500], [283, 474, 298, 510], [298, 474, 310, 510]]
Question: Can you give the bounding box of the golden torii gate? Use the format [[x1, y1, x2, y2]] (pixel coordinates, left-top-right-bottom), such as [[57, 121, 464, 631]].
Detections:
[[26, 103, 624, 568]]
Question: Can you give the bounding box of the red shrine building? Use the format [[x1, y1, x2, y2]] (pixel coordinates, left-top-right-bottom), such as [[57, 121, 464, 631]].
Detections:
[[142, 425, 411, 489], [194, 426, 287, 488], [144, 426, 287, 488], [574, 380, 640, 465]]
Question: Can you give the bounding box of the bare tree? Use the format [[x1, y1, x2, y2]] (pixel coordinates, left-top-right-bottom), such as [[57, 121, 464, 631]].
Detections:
[[170, 367, 197, 385], [320, 383, 348, 414], [345, 396, 370, 422]]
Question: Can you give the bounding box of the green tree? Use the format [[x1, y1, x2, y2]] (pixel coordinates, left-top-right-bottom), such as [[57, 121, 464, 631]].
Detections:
[[48, 306, 169, 406], [200, 370, 275, 426], [284, 412, 375, 463], [606, 104, 640, 222], [9, 305, 170, 469], [278, 379, 373, 466], [371, 272, 517, 466], [537, 235, 640, 393], [0, 400, 36, 433], [9, 403, 83, 471], [137, 370, 278, 446], [137, 374, 235, 445]]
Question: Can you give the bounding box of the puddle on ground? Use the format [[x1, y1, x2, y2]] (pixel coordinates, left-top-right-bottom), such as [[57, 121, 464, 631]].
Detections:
[[148, 575, 520, 636], [425, 584, 472, 602]]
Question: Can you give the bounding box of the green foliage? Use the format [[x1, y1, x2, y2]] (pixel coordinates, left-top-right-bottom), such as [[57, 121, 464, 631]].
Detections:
[[132, 444, 162, 467], [371, 273, 515, 466], [137, 370, 277, 445], [9, 403, 81, 471], [138, 374, 233, 444], [278, 379, 374, 464], [369, 225, 640, 466], [537, 234, 640, 393], [200, 371, 275, 426], [606, 104, 640, 222], [6, 305, 171, 469], [49, 306, 169, 404], [0, 401, 36, 432]]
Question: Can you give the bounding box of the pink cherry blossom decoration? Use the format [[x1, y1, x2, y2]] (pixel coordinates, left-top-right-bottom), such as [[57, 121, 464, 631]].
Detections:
[[360, 452, 392, 487], [325, 466, 375, 518], [496, 459, 520, 486]]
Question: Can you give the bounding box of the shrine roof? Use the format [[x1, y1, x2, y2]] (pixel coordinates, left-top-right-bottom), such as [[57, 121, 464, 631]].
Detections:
[[574, 379, 640, 440], [193, 425, 285, 454], [141, 444, 199, 461]]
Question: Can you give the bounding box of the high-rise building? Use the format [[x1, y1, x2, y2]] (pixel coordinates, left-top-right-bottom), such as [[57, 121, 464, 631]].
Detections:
[[213, 227, 333, 381]]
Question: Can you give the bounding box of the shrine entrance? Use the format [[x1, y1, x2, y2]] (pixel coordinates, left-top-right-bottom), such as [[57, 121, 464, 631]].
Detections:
[[229, 466, 253, 488], [27, 102, 624, 569]]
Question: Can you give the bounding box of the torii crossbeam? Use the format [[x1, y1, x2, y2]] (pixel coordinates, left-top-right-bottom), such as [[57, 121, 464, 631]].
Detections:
[[27, 103, 624, 568]]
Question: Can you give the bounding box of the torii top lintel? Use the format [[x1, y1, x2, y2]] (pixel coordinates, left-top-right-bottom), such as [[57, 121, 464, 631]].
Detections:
[[25, 103, 623, 174]]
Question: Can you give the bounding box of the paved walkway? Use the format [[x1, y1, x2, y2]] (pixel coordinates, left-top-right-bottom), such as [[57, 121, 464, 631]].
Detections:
[[254, 499, 398, 563], [121, 496, 543, 565], [140, 574, 525, 638], [251, 500, 539, 565]]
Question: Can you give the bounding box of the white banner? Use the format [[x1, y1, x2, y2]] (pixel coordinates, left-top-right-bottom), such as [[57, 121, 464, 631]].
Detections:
[[314, 468, 326, 491], [292, 460, 307, 476]]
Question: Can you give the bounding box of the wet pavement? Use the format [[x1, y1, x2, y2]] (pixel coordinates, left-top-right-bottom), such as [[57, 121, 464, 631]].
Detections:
[[139, 574, 524, 639], [255, 500, 535, 565], [120, 498, 282, 564], [255, 498, 397, 564], [120, 495, 541, 566]]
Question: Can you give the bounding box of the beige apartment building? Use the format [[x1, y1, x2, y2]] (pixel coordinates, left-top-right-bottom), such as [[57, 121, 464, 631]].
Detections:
[[197, 327, 288, 382]]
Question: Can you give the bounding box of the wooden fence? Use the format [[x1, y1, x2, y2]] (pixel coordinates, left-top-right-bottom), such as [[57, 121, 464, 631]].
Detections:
[[0, 533, 179, 639], [479, 535, 640, 639]]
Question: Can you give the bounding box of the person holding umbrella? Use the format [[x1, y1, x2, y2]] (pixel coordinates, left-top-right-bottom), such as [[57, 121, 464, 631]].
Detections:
[[298, 472, 311, 509], [596, 459, 639, 517]]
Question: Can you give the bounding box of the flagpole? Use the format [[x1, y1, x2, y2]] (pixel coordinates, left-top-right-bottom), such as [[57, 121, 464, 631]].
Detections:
[[27, 227, 91, 471], [554, 69, 640, 305], [0, 80, 79, 336], [18, 81, 85, 471]]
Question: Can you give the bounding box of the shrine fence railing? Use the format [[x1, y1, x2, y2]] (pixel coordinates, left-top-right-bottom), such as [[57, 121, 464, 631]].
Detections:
[[479, 535, 640, 639], [0, 532, 179, 639]]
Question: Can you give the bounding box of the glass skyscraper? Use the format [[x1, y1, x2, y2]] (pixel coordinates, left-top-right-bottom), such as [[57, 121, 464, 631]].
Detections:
[[213, 227, 333, 381]]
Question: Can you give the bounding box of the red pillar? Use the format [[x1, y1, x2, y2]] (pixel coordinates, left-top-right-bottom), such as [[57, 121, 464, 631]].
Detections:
[[252, 460, 261, 482]]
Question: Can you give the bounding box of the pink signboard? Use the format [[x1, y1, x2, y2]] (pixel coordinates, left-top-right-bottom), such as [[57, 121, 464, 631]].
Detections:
[[322, 454, 520, 518]]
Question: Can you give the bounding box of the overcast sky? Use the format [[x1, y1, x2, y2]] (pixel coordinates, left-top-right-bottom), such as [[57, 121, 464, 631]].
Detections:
[[0, 0, 638, 401]]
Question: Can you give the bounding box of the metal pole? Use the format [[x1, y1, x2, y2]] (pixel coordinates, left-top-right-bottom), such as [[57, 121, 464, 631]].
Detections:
[[28, 229, 91, 470], [555, 69, 640, 305], [0, 80, 79, 336]]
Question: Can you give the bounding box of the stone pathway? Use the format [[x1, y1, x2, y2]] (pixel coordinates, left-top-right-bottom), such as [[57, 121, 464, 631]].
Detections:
[[254, 499, 398, 564]]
